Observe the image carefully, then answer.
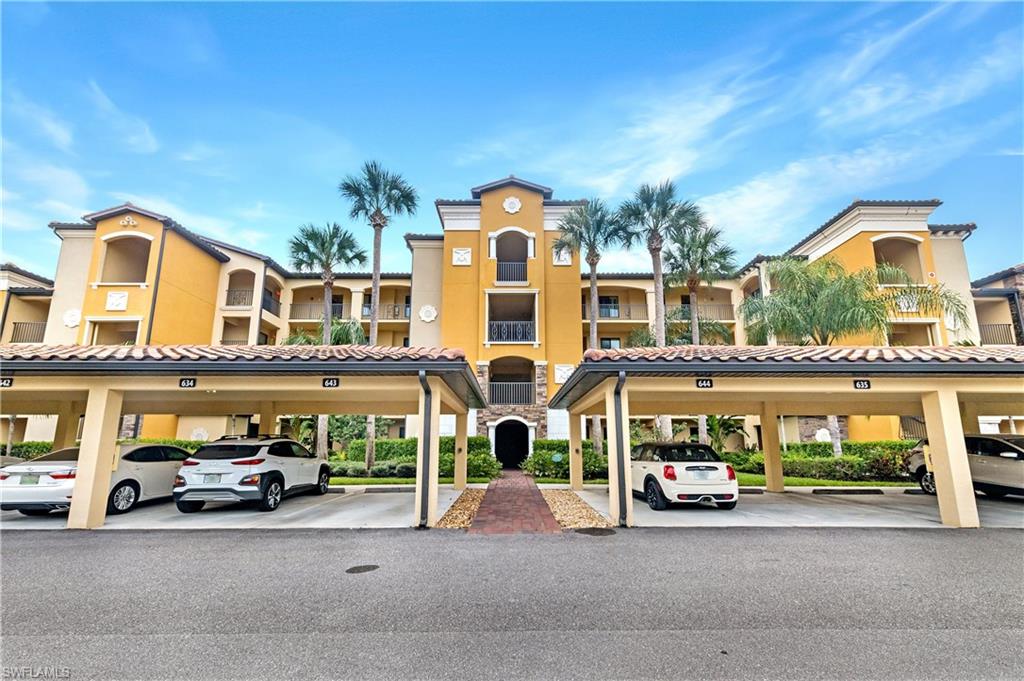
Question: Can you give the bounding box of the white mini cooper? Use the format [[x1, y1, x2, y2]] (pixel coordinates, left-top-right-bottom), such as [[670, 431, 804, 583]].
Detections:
[[631, 442, 739, 510]]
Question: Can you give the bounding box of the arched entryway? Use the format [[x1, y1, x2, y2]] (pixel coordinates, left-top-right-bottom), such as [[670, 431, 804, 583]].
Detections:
[[494, 419, 529, 469]]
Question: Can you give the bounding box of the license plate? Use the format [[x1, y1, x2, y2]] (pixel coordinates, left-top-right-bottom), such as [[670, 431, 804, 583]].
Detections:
[[203, 474, 221, 484], [19, 475, 40, 485], [693, 470, 712, 481]]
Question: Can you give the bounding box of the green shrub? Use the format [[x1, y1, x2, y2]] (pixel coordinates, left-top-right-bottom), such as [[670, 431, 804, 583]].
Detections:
[[719, 451, 750, 469], [520, 445, 607, 480], [370, 463, 391, 477], [347, 435, 492, 462], [438, 450, 501, 479], [119, 437, 208, 452], [5, 441, 54, 458], [531, 439, 595, 455], [395, 462, 417, 477], [781, 439, 917, 459]]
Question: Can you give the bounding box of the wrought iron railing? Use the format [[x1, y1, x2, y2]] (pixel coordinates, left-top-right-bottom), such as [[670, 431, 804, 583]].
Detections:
[[225, 289, 254, 306], [900, 416, 928, 440], [497, 261, 527, 282], [261, 294, 281, 317], [979, 323, 1016, 346], [582, 304, 648, 320], [488, 320, 535, 343], [489, 382, 535, 405], [361, 304, 411, 320], [220, 339, 248, 346], [10, 321, 45, 343], [289, 303, 346, 320], [669, 303, 735, 320]]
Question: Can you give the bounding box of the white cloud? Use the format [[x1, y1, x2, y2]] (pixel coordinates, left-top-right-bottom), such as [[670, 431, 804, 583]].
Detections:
[[13, 161, 91, 218], [835, 3, 950, 84], [175, 142, 219, 162], [111, 192, 268, 245], [6, 91, 73, 153], [88, 80, 159, 153]]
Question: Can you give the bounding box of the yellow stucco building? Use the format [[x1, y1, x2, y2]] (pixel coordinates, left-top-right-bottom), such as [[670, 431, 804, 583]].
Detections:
[[2, 178, 1021, 453]]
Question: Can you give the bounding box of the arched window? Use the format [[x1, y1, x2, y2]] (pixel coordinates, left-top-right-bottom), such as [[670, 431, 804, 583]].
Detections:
[[871, 235, 925, 284], [100, 234, 152, 283]]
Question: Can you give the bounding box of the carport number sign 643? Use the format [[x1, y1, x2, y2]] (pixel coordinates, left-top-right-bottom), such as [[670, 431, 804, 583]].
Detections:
[[322, 377, 340, 388]]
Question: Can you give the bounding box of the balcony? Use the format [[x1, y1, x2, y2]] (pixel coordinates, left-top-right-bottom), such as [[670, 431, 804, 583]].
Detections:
[[10, 321, 45, 343], [582, 303, 648, 320], [669, 303, 735, 320], [290, 303, 346, 320], [220, 339, 248, 346], [489, 381, 535, 405], [361, 304, 411, 321], [261, 294, 281, 317], [225, 289, 254, 307], [488, 320, 535, 343], [497, 261, 527, 283], [979, 323, 1015, 346]]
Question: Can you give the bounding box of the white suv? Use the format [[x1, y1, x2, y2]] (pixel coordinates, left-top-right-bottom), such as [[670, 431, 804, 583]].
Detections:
[[173, 437, 330, 513], [631, 442, 739, 510]]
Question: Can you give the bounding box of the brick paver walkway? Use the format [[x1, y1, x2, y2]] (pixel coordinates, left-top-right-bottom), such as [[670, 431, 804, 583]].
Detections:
[[468, 470, 562, 534]]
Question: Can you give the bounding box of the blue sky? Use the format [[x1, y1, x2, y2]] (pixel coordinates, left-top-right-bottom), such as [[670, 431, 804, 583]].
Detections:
[[2, 2, 1021, 280]]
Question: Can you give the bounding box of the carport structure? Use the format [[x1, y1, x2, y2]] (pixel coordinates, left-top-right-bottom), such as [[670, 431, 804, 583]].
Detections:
[[0, 344, 485, 529], [550, 346, 1024, 528]]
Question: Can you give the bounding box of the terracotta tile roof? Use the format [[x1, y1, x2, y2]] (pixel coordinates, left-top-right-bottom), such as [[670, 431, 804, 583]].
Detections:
[[582, 345, 1024, 364], [785, 199, 943, 256], [0, 263, 54, 287], [471, 175, 554, 199], [0, 344, 466, 363], [972, 263, 1024, 288]]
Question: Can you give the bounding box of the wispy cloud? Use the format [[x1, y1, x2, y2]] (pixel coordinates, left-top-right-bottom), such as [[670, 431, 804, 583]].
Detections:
[[175, 142, 219, 163], [88, 80, 160, 153], [13, 160, 91, 219], [6, 91, 74, 153]]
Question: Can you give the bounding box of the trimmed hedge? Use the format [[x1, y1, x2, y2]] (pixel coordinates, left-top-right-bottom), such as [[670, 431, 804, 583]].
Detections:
[[737, 451, 905, 481], [346, 435, 491, 462], [329, 448, 501, 480], [119, 438, 208, 452], [521, 439, 607, 479], [778, 440, 917, 459], [4, 441, 54, 458], [3, 436, 213, 459]]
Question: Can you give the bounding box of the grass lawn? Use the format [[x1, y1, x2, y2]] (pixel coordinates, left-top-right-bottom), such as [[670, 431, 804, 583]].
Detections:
[[735, 472, 914, 487], [330, 476, 491, 485]]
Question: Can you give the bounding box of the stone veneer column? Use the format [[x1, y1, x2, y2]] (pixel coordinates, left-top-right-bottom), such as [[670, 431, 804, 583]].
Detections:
[[534, 363, 548, 438]]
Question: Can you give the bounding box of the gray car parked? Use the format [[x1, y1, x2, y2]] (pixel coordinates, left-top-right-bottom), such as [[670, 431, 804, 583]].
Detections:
[[906, 434, 1024, 498]]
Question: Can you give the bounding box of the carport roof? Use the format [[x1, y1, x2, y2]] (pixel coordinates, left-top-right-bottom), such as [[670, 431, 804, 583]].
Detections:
[[549, 345, 1024, 409], [0, 344, 486, 408]]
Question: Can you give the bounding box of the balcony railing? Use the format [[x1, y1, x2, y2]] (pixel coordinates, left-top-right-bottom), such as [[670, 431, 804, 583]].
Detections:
[[290, 303, 346, 320], [9, 321, 45, 343], [361, 304, 411, 320], [489, 382, 535, 405], [582, 304, 648, 320], [225, 289, 254, 306], [669, 303, 735, 320], [261, 294, 281, 317], [979, 323, 1015, 346], [220, 339, 248, 346], [497, 261, 527, 283], [488, 320, 535, 343]]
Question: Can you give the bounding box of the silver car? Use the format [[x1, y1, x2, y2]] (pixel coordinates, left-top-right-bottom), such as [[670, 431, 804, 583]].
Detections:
[[906, 434, 1024, 498]]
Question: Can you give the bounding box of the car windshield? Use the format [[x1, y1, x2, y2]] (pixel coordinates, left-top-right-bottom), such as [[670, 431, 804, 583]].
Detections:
[[27, 448, 81, 462], [658, 445, 720, 462], [192, 444, 260, 460], [997, 435, 1024, 448]]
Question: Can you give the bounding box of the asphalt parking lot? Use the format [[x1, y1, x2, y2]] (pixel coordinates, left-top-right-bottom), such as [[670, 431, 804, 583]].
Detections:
[[577, 487, 1024, 528], [0, 486, 465, 530]]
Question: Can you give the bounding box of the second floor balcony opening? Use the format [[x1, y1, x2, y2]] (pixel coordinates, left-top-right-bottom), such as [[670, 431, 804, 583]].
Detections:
[[10, 321, 46, 343], [89, 320, 140, 345], [488, 356, 535, 405], [100, 235, 152, 284], [224, 270, 256, 307], [581, 295, 648, 320], [488, 292, 536, 343], [494, 229, 530, 283], [261, 279, 283, 317], [361, 290, 412, 320], [290, 286, 346, 320], [874, 236, 926, 286]]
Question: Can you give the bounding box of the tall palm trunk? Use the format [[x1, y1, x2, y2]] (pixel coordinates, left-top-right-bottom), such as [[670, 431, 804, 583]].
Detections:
[[366, 221, 384, 473], [5, 416, 14, 456], [316, 279, 332, 457], [587, 258, 604, 458], [650, 245, 672, 440], [688, 282, 709, 445], [827, 415, 843, 457]]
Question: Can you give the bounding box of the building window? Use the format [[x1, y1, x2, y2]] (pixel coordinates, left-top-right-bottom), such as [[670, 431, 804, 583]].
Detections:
[[598, 296, 620, 318], [402, 337, 410, 347], [600, 338, 621, 350]]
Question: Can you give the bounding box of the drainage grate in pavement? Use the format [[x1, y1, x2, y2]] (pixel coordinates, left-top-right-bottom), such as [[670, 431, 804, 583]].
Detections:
[[345, 564, 379, 574], [575, 528, 616, 536], [738, 488, 764, 495], [812, 488, 883, 495]]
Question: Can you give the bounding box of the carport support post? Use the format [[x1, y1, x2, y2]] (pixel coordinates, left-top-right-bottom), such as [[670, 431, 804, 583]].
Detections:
[[568, 412, 583, 491], [760, 402, 784, 493], [453, 411, 468, 490], [53, 404, 80, 449], [959, 401, 980, 434], [922, 389, 979, 528], [258, 402, 278, 435], [413, 374, 442, 527], [604, 374, 633, 527], [67, 387, 123, 530]]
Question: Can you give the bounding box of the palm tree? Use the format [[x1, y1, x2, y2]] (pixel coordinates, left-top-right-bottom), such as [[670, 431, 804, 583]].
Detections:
[[283, 317, 366, 346], [665, 216, 737, 445], [288, 223, 367, 456], [553, 198, 623, 459], [705, 415, 745, 453], [739, 257, 970, 455], [619, 182, 702, 439], [339, 161, 418, 472]]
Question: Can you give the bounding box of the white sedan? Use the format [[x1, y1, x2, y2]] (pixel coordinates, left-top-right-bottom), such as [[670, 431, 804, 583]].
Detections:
[[631, 442, 739, 510], [0, 443, 191, 516]]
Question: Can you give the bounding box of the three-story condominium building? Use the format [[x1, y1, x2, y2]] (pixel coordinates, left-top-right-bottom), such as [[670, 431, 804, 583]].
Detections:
[[2, 177, 1021, 452]]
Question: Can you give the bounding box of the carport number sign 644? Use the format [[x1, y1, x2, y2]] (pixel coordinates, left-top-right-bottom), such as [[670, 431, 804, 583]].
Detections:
[[695, 378, 713, 389]]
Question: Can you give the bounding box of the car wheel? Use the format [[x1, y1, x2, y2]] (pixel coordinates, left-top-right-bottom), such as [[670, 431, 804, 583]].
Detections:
[[644, 479, 668, 511], [107, 481, 139, 515], [313, 467, 330, 495], [18, 509, 51, 516], [258, 477, 284, 512], [176, 500, 205, 513], [917, 467, 936, 495], [717, 501, 738, 510]]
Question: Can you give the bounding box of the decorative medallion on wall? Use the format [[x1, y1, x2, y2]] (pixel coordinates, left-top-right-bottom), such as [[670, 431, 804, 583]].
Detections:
[[190, 427, 210, 441], [62, 309, 81, 328], [105, 291, 129, 311], [452, 247, 472, 266], [119, 215, 138, 227], [502, 196, 522, 214], [552, 247, 572, 266], [554, 364, 575, 384], [419, 304, 438, 323]]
